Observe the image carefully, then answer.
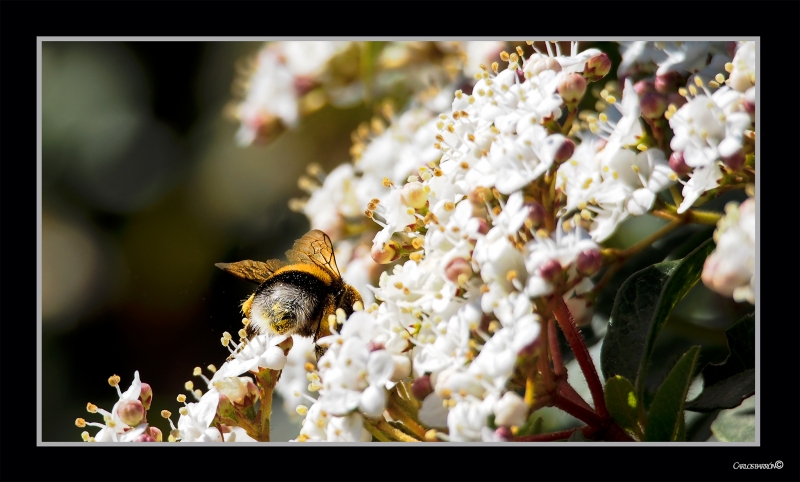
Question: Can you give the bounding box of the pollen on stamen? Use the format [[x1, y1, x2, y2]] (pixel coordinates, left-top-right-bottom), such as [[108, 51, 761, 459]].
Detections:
[[185, 381, 194, 391], [108, 375, 121, 387], [179, 407, 189, 417], [177, 394, 187, 403], [86, 402, 98, 413], [75, 418, 86, 428]]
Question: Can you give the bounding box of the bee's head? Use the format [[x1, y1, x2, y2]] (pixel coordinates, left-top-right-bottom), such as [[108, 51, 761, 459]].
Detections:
[[339, 285, 363, 317]]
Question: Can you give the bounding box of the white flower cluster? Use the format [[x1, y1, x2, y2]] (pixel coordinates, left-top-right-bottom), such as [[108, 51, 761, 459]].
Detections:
[[233, 41, 508, 147], [702, 196, 756, 304], [286, 40, 757, 441], [667, 42, 755, 213]]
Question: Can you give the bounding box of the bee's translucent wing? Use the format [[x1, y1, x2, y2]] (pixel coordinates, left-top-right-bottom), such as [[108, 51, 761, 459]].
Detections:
[[285, 229, 341, 278], [215, 259, 285, 284]]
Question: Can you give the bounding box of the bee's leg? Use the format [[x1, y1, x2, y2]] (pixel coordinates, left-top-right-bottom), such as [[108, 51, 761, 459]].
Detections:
[[313, 294, 338, 361]]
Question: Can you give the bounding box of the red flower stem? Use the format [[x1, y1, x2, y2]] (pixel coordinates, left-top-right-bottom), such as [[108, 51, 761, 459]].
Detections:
[[548, 318, 565, 376], [551, 296, 608, 418], [557, 380, 594, 414], [512, 426, 584, 442], [551, 389, 604, 427]]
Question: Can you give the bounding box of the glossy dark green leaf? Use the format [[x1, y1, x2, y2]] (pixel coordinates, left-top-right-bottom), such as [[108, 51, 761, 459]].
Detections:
[[645, 346, 701, 441], [601, 239, 715, 400], [710, 395, 755, 442], [686, 313, 755, 412], [604, 375, 641, 436]]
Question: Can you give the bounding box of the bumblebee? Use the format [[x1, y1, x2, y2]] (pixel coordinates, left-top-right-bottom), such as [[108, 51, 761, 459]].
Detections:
[[215, 229, 363, 360]]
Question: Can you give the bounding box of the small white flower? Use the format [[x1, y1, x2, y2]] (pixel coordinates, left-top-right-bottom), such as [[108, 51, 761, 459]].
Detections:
[[493, 391, 528, 428], [702, 197, 755, 304], [727, 41, 756, 93], [211, 334, 289, 381], [177, 389, 222, 442], [677, 163, 723, 214]]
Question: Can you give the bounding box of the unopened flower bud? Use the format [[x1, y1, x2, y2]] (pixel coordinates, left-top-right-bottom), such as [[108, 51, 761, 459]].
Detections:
[[634, 78, 656, 96], [525, 56, 561, 77], [473, 217, 490, 235], [147, 426, 163, 442], [666, 93, 687, 110], [668, 151, 692, 176], [401, 181, 428, 209], [116, 400, 145, 427], [538, 259, 563, 282], [411, 375, 433, 401], [493, 391, 528, 427], [139, 383, 153, 411], [558, 73, 587, 107], [655, 71, 685, 93], [640, 92, 667, 120], [576, 249, 602, 276], [554, 138, 575, 165], [371, 240, 400, 264], [495, 426, 513, 441], [133, 433, 157, 442], [721, 149, 745, 171], [367, 340, 385, 352], [525, 202, 546, 228], [445, 258, 473, 284], [583, 53, 611, 82]]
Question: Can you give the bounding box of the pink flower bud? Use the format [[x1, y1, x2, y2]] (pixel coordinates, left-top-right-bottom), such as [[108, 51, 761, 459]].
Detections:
[[293, 76, 316, 96], [554, 138, 575, 164], [445, 258, 473, 284], [557, 73, 587, 107], [116, 400, 145, 427], [721, 149, 745, 171], [583, 53, 611, 82], [401, 181, 428, 209], [525, 202, 546, 228], [538, 259, 563, 282], [495, 426, 513, 441], [474, 218, 490, 235], [371, 240, 400, 264], [655, 71, 685, 93], [147, 426, 163, 442], [726, 41, 738, 58], [576, 249, 602, 276], [133, 433, 157, 442], [640, 92, 667, 120], [139, 383, 153, 411], [367, 340, 385, 352], [668, 151, 692, 176], [634, 79, 656, 96], [666, 93, 687, 110], [411, 375, 433, 401]]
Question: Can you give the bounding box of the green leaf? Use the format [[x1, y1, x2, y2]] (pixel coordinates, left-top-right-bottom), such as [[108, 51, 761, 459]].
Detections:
[[604, 375, 641, 437], [516, 414, 544, 437], [645, 346, 701, 441], [567, 429, 587, 442], [686, 313, 755, 412], [601, 238, 715, 401], [710, 395, 755, 442]]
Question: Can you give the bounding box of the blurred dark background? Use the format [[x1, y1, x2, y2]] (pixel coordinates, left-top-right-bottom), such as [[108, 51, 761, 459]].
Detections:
[[41, 41, 371, 441]]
